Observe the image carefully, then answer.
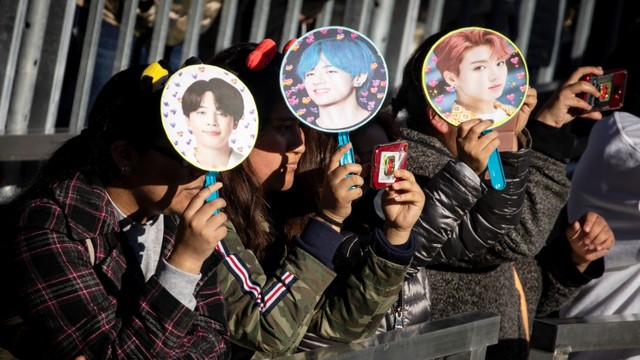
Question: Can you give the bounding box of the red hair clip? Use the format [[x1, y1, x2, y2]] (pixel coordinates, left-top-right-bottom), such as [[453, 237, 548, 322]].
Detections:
[[246, 39, 277, 71], [283, 38, 297, 54]]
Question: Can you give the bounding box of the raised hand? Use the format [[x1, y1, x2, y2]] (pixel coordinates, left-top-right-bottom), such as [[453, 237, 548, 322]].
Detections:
[[169, 182, 228, 274], [566, 211, 615, 272], [513, 86, 538, 135], [456, 119, 499, 175], [536, 66, 604, 127], [381, 169, 426, 245], [316, 142, 364, 230]]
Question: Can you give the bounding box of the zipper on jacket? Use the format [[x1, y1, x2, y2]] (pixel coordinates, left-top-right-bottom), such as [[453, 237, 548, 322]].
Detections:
[[394, 289, 404, 329]]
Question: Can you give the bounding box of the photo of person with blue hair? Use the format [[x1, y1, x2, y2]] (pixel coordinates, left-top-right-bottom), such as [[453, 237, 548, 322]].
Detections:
[[281, 26, 387, 132]]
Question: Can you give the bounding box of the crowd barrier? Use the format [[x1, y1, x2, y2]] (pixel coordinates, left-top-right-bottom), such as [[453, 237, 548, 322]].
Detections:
[[529, 313, 640, 359], [279, 311, 501, 360], [270, 312, 640, 359], [1, 0, 600, 165]]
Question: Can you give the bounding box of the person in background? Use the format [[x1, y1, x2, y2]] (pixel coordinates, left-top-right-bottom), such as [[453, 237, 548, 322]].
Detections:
[[133, 0, 222, 67], [79, 0, 222, 108], [207, 40, 425, 359], [3, 62, 231, 359], [558, 21, 640, 360]]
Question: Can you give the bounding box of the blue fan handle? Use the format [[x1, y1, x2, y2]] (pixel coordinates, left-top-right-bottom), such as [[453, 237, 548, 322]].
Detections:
[[482, 129, 506, 191], [204, 171, 220, 214]]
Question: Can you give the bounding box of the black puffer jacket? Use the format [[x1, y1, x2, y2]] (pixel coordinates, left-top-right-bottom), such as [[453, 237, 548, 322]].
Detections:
[[377, 121, 604, 360], [406, 128, 532, 268], [377, 126, 531, 331]]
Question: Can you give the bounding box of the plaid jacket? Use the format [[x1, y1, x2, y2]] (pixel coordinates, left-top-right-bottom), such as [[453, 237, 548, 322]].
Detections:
[[10, 172, 230, 359]]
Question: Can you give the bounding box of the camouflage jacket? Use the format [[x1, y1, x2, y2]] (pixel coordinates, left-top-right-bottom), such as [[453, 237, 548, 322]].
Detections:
[[217, 219, 415, 359]]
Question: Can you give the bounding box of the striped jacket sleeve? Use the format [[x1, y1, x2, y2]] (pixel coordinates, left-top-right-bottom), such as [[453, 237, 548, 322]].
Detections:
[[216, 221, 336, 355]]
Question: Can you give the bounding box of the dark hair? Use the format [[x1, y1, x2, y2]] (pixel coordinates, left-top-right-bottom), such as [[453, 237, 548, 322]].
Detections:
[[209, 43, 284, 131], [393, 31, 448, 135], [207, 42, 287, 263], [181, 78, 244, 123], [266, 126, 333, 241], [14, 64, 165, 202], [354, 109, 403, 142]]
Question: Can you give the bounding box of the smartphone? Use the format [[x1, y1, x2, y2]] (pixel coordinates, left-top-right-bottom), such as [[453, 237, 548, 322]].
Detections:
[[370, 141, 408, 189], [579, 69, 627, 112]]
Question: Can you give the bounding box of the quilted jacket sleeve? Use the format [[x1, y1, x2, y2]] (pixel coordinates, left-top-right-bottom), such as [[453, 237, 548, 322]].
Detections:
[[411, 146, 530, 268]]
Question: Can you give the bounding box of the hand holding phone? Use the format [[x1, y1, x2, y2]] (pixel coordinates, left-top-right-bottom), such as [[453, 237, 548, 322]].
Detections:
[[370, 141, 408, 189], [579, 69, 627, 112]]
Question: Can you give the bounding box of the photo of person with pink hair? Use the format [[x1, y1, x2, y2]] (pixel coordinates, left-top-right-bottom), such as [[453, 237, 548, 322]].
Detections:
[[423, 27, 528, 128]]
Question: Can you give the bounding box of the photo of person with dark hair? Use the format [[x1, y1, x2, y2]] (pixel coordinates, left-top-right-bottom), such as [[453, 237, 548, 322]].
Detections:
[[161, 64, 259, 172], [182, 78, 244, 169]]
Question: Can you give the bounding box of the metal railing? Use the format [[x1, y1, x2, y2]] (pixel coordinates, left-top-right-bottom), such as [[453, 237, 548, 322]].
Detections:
[[0, 0, 600, 164], [279, 311, 501, 360], [273, 312, 640, 360], [529, 313, 640, 360]]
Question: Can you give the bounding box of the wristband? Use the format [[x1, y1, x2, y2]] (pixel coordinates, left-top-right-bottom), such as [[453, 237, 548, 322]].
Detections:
[[315, 211, 344, 228]]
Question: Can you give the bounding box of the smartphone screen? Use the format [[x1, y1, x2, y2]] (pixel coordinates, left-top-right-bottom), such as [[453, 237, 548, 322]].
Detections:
[[581, 69, 627, 112]]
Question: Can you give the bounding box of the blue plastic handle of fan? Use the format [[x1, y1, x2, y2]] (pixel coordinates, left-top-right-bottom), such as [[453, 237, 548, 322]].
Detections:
[[482, 129, 506, 191], [337, 131, 358, 189], [205, 171, 220, 214], [338, 131, 355, 165]]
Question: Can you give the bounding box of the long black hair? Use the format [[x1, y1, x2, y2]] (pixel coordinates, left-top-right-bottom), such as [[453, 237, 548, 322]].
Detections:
[[207, 42, 287, 265], [393, 31, 448, 136], [11, 64, 166, 207]]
